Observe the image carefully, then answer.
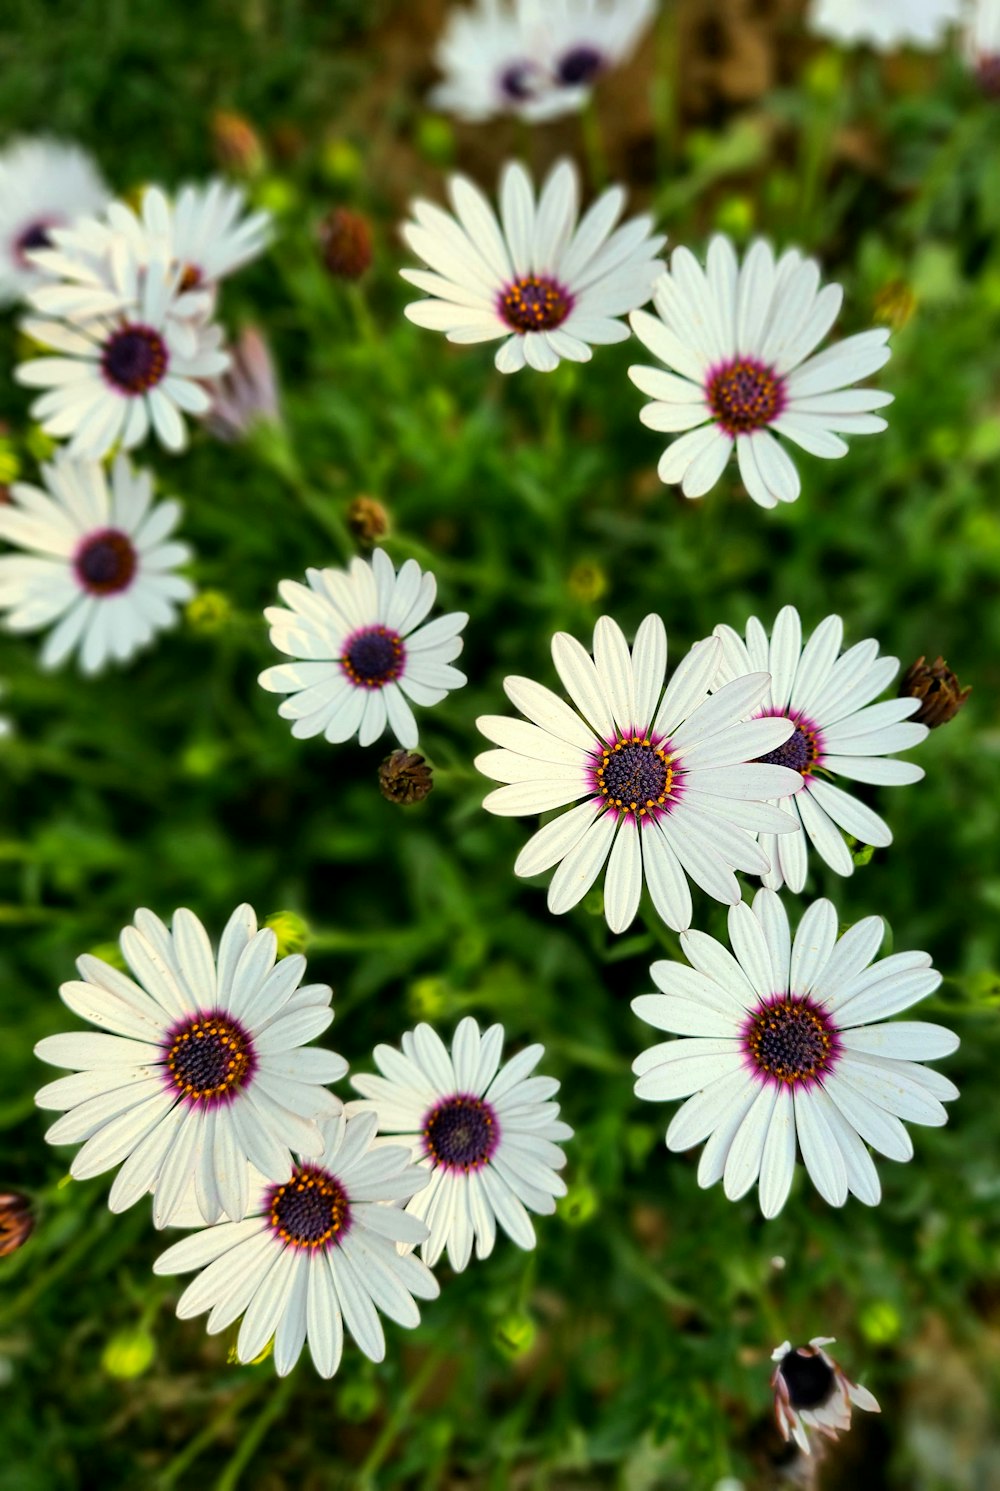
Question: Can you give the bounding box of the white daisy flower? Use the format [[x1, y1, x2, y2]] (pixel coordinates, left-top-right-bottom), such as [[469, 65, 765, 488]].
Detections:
[[771, 1338, 880, 1456], [16, 243, 229, 460], [476, 615, 803, 934], [34, 904, 347, 1229], [0, 452, 194, 675], [966, 0, 1000, 88], [632, 889, 959, 1217], [713, 606, 928, 892], [628, 235, 893, 508], [0, 138, 109, 306], [807, 0, 961, 50], [351, 1017, 572, 1272], [402, 158, 665, 374], [154, 1110, 438, 1377], [431, 0, 656, 123], [258, 548, 468, 749]]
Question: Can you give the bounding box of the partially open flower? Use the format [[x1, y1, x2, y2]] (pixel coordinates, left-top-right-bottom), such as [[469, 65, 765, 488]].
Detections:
[[379, 749, 434, 805], [771, 1337, 880, 1456], [0, 1191, 34, 1256], [204, 325, 281, 444], [319, 207, 373, 281], [899, 655, 971, 728]]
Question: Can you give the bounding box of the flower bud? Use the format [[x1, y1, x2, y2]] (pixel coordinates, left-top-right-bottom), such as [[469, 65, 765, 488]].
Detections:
[[319, 207, 373, 280], [0, 1192, 34, 1256], [211, 111, 266, 179], [493, 1310, 536, 1360], [567, 559, 607, 605], [346, 495, 390, 546], [899, 655, 971, 727], [873, 279, 917, 332], [265, 909, 310, 957], [378, 750, 433, 805], [185, 591, 233, 633], [101, 1326, 156, 1379]]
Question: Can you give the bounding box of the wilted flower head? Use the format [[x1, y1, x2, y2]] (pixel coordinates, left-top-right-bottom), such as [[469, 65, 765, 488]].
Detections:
[[771, 1337, 880, 1455], [0, 1191, 34, 1256], [899, 655, 971, 728], [319, 206, 373, 280], [204, 325, 281, 443], [346, 495, 390, 545], [379, 749, 434, 805]]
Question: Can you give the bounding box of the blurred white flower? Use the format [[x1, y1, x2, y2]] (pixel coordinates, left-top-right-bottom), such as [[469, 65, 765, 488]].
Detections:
[[204, 324, 281, 442], [0, 452, 193, 674], [629, 235, 892, 508], [966, 0, 1000, 90], [0, 138, 109, 306], [402, 158, 664, 374], [807, 0, 961, 51]]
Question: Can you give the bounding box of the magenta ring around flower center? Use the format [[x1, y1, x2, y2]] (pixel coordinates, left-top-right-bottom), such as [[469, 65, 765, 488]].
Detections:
[[421, 1092, 500, 1172], [755, 706, 826, 780], [705, 355, 787, 438], [340, 623, 406, 690], [588, 725, 684, 826], [160, 1007, 257, 1109], [740, 992, 841, 1091], [264, 1164, 352, 1251], [497, 273, 575, 335]]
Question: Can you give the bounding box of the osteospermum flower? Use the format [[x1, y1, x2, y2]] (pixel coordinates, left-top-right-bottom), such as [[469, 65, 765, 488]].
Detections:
[[402, 158, 665, 374], [154, 1111, 438, 1377], [772, 1338, 880, 1455], [628, 236, 892, 508], [108, 181, 272, 296], [713, 606, 928, 891], [476, 616, 803, 934], [431, 0, 655, 122], [351, 1017, 572, 1271], [16, 244, 229, 459], [259, 548, 468, 749], [807, 0, 961, 50], [0, 452, 193, 674], [34, 904, 347, 1228], [632, 890, 959, 1217], [0, 138, 109, 306]]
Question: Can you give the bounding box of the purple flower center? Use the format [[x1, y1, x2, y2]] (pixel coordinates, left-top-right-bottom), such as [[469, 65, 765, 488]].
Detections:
[[341, 624, 405, 689], [594, 734, 677, 821], [707, 357, 785, 436], [266, 1166, 352, 1250], [14, 219, 57, 264], [500, 60, 545, 101], [423, 1094, 499, 1171], [74, 529, 137, 596], [499, 274, 574, 334], [976, 54, 1000, 98], [101, 323, 168, 395], [557, 46, 605, 86], [743, 995, 839, 1088], [164, 1011, 256, 1106], [755, 720, 822, 777], [780, 1349, 836, 1410]]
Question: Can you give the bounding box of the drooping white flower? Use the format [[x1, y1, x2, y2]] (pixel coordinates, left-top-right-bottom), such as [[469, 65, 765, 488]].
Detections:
[[771, 1338, 880, 1456], [0, 138, 109, 306], [351, 1017, 572, 1272], [807, 0, 961, 51], [628, 235, 892, 508], [0, 452, 193, 674], [713, 606, 928, 891], [34, 904, 347, 1228], [154, 1111, 438, 1377], [402, 158, 665, 374], [259, 548, 468, 749], [632, 889, 959, 1217], [476, 615, 803, 934]]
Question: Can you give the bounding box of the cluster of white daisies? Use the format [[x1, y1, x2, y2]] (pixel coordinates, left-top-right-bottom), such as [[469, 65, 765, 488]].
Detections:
[[35, 903, 572, 1376]]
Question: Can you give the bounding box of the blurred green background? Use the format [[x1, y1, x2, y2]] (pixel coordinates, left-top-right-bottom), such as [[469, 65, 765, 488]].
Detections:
[[1, 1, 999, 1487]]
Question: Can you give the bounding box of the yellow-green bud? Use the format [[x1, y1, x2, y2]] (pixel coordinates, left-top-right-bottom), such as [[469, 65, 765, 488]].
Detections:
[[265, 910, 311, 957], [102, 1327, 156, 1379], [494, 1311, 537, 1360], [185, 591, 232, 633]]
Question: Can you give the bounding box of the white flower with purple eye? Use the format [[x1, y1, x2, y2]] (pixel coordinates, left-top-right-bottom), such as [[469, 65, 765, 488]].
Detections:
[[0, 452, 193, 674], [34, 904, 347, 1228], [527, 0, 657, 100], [771, 1338, 880, 1456], [713, 606, 928, 892], [967, 0, 1000, 91], [632, 889, 959, 1217], [807, 0, 961, 51], [351, 1017, 572, 1272], [628, 235, 893, 508], [16, 240, 229, 460], [476, 615, 804, 934], [402, 158, 665, 375], [105, 180, 272, 297], [258, 548, 468, 749], [0, 138, 109, 306], [154, 1111, 438, 1378]]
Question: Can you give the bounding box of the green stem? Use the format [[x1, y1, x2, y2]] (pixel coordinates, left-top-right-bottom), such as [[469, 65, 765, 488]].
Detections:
[[357, 1350, 444, 1485], [579, 100, 609, 191], [157, 1383, 261, 1491], [214, 1375, 295, 1491]]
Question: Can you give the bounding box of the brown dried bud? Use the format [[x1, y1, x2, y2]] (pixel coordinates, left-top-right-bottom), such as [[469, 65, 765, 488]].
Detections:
[[899, 655, 971, 728], [0, 1192, 34, 1256], [211, 111, 266, 179], [347, 495, 389, 545], [319, 207, 373, 280], [379, 750, 433, 805]]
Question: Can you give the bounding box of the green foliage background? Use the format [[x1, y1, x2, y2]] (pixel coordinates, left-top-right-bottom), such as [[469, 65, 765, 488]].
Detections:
[[0, 2, 998, 1487]]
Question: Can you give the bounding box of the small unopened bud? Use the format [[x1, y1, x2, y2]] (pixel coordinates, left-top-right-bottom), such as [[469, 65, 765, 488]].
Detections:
[[101, 1326, 156, 1379], [559, 1181, 598, 1227], [494, 1311, 537, 1360], [337, 1377, 380, 1421], [873, 279, 917, 332], [347, 495, 390, 546], [407, 976, 449, 1021], [211, 111, 266, 179], [567, 559, 607, 604], [185, 591, 233, 633], [0, 1193, 34, 1257], [378, 750, 433, 805], [319, 207, 373, 280], [265, 909, 310, 957], [899, 655, 971, 728]]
